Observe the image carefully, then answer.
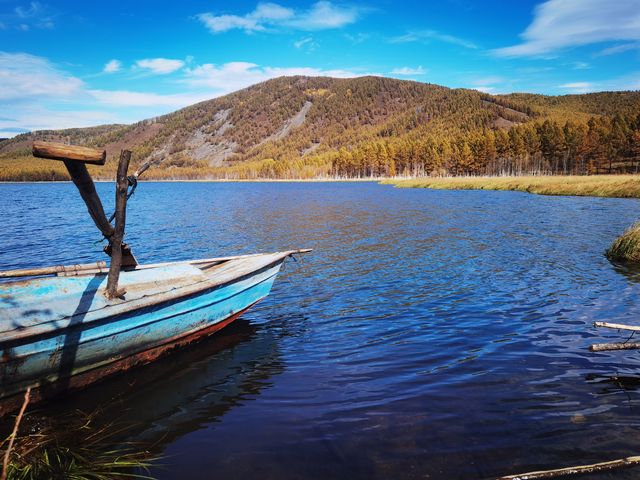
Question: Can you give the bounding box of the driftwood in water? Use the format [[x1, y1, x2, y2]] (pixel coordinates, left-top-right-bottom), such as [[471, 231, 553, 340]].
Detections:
[[33, 141, 106, 165], [594, 321, 640, 332], [590, 342, 640, 352], [105, 150, 131, 299], [0, 261, 108, 279], [498, 455, 640, 479], [590, 321, 640, 351]]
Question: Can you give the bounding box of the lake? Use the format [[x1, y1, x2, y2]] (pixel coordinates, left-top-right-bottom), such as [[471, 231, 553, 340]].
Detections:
[[2, 181, 640, 479]]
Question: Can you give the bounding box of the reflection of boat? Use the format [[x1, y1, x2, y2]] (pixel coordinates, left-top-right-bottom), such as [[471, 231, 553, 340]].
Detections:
[[0, 250, 305, 415], [42, 319, 283, 450], [0, 141, 310, 415]]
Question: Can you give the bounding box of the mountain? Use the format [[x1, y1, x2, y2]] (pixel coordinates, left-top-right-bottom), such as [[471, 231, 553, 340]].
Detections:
[[1, 76, 639, 180]]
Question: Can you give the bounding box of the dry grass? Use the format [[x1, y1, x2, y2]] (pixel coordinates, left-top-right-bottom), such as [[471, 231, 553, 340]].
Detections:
[[1, 406, 157, 480], [607, 222, 640, 262], [384, 175, 640, 199]]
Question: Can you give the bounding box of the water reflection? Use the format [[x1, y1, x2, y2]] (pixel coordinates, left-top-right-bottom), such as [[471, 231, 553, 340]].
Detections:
[[610, 260, 640, 284], [30, 319, 283, 453]]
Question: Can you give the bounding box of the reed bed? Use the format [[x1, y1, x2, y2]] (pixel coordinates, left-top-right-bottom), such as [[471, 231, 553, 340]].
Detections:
[[384, 175, 640, 199], [607, 222, 640, 262]]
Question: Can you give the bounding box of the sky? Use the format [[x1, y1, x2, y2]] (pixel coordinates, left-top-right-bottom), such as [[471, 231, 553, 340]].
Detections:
[[1, 0, 639, 137]]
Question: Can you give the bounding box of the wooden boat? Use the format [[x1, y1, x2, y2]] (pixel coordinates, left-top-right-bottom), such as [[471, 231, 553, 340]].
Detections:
[[0, 250, 307, 415], [0, 142, 310, 415]]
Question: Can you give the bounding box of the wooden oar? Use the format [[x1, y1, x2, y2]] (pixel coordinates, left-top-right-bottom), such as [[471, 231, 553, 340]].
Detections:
[[0, 261, 108, 279]]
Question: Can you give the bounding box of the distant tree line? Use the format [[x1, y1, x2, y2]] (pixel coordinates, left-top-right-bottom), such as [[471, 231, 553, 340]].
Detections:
[[329, 113, 640, 178]]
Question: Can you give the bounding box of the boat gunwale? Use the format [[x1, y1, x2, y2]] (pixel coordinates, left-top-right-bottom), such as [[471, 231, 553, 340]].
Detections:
[[0, 249, 309, 343], [1, 262, 281, 351]]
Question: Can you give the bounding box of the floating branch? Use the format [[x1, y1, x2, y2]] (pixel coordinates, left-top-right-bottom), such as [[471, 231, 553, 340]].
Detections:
[[590, 342, 640, 352], [594, 321, 640, 332], [497, 455, 640, 479]]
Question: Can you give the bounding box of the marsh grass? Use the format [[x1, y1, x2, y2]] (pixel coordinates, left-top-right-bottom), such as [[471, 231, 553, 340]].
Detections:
[[384, 175, 640, 199], [607, 222, 640, 263], [1, 407, 158, 480]]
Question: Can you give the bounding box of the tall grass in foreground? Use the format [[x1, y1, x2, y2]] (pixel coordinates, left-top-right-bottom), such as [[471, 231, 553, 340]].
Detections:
[[384, 175, 640, 199], [1, 406, 157, 480]]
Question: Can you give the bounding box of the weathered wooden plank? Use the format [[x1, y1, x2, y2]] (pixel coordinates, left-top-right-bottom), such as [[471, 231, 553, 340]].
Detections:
[[0, 261, 107, 279], [33, 141, 106, 165]]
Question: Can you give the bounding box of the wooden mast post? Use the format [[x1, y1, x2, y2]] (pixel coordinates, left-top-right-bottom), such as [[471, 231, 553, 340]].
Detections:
[[105, 150, 131, 299], [32, 141, 136, 298]]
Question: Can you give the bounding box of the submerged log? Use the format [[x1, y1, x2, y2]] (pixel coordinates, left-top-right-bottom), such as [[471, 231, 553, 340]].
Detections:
[[498, 455, 640, 479], [106, 150, 131, 299], [589, 342, 640, 352], [33, 141, 106, 165]]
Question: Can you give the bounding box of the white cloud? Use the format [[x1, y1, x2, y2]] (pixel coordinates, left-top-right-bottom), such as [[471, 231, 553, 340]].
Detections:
[[469, 76, 504, 86], [0, 101, 131, 138], [390, 30, 477, 49], [0, 51, 83, 100], [596, 42, 640, 57], [390, 66, 427, 75], [103, 59, 121, 73], [197, 13, 264, 33], [197, 1, 360, 34], [88, 89, 212, 108], [494, 0, 640, 57], [344, 32, 369, 44], [466, 76, 507, 94], [0, 51, 375, 137], [183, 61, 365, 93], [294, 36, 318, 51], [135, 58, 185, 74], [286, 1, 359, 30], [12, 2, 55, 29], [572, 61, 590, 70], [559, 82, 594, 93]]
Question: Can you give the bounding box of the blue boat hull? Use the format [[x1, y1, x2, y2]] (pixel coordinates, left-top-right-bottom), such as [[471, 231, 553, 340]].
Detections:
[[0, 252, 297, 415]]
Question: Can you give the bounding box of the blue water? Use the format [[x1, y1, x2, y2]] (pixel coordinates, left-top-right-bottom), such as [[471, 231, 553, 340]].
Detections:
[[2, 181, 640, 479]]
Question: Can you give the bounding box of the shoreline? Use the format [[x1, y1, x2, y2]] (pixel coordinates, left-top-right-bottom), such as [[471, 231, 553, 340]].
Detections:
[[383, 175, 640, 199], [0, 178, 383, 184], [2, 175, 640, 200]]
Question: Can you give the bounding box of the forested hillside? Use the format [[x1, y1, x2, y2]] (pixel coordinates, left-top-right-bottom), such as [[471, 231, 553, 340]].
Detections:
[[1, 76, 639, 180]]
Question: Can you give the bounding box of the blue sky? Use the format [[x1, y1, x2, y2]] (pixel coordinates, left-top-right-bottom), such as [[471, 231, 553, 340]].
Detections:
[[1, 0, 639, 137]]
